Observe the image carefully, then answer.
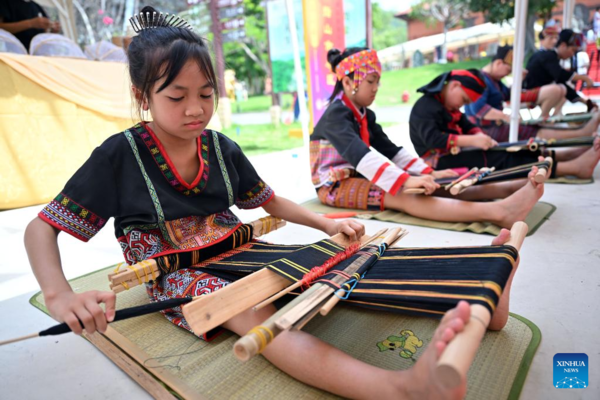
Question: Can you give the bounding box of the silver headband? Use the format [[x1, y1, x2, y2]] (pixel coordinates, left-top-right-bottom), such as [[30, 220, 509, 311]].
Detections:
[[129, 12, 193, 33]]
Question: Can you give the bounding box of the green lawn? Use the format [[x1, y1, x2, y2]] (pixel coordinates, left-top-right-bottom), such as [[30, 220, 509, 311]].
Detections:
[[220, 121, 400, 156], [234, 93, 295, 113], [221, 122, 304, 156], [374, 59, 488, 107], [235, 59, 488, 114]]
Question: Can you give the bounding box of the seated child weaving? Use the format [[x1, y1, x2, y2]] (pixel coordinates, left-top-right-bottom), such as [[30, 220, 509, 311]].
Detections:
[[24, 7, 525, 399]]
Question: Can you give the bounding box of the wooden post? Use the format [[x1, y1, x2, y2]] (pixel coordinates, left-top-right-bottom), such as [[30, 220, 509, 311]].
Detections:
[[366, 0, 372, 48]]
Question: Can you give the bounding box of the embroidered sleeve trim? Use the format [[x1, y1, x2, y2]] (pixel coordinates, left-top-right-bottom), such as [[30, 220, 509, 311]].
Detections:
[[38, 193, 107, 242], [466, 127, 482, 135], [421, 166, 434, 174], [357, 151, 407, 193], [404, 158, 418, 171], [401, 156, 431, 175], [236, 180, 275, 209]]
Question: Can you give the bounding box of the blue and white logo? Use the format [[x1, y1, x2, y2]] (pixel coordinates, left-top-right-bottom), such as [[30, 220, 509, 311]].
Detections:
[[553, 353, 588, 389]]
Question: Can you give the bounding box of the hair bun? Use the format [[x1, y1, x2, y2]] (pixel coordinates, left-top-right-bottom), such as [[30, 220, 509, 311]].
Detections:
[[140, 5, 159, 15], [327, 48, 342, 71]]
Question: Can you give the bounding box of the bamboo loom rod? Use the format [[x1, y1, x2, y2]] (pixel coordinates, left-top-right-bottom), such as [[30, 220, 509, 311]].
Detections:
[[319, 229, 409, 316], [252, 228, 387, 312], [233, 229, 404, 361], [182, 232, 368, 336], [274, 229, 402, 331]]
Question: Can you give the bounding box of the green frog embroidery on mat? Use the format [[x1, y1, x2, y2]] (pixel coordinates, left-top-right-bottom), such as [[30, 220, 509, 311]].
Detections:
[[376, 330, 423, 359]]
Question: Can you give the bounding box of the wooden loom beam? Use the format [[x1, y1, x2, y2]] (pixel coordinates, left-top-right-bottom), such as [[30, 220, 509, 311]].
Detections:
[[181, 232, 369, 337]]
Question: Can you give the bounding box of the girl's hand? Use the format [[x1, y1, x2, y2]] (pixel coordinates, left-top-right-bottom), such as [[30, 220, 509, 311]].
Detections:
[[472, 133, 498, 150], [46, 290, 116, 335], [430, 169, 459, 179], [404, 175, 439, 195], [324, 219, 365, 242]]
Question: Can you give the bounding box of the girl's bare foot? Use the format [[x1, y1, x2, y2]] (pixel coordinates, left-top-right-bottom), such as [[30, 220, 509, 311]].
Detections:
[[556, 137, 600, 178], [396, 301, 471, 400], [575, 137, 600, 178], [494, 169, 544, 228]]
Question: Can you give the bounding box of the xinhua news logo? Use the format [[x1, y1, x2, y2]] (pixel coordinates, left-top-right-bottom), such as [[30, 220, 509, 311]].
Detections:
[[553, 353, 588, 389]]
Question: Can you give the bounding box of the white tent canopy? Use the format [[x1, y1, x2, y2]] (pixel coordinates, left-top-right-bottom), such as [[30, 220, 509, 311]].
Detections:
[[378, 21, 516, 66]]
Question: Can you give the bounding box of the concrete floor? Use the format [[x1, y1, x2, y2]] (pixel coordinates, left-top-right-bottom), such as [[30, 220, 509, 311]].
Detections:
[[0, 126, 598, 399]]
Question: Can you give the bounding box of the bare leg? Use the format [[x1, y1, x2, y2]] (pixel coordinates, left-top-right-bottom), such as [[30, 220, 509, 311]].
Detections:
[[488, 228, 517, 330], [537, 84, 564, 118], [387, 172, 543, 228], [551, 86, 567, 117], [555, 137, 600, 178], [537, 112, 600, 140], [222, 229, 519, 399], [225, 298, 471, 399], [450, 180, 526, 201], [553, 147, 588, 162]]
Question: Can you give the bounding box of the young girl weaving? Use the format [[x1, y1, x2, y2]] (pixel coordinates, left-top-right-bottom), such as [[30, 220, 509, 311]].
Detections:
[[409, 69, 600, 177], [311, 47, 545, 228], [25, 8, 520, 399]]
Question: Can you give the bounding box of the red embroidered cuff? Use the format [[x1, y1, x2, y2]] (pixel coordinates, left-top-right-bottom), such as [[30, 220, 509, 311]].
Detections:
[[421, 167, 434, 174], [466, 127, 483, 135]]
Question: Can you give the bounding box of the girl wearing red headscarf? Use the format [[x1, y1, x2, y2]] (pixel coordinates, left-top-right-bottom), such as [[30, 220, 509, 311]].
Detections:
[[310, 48, 548, 228]]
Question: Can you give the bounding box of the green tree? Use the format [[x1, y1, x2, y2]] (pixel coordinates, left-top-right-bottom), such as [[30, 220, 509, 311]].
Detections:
[[222, 0, 269, 97], [468, 0, 555, 55], [184, 0, 268, 97], [411, 0, 470, 63], [372, 3, 407, 51]]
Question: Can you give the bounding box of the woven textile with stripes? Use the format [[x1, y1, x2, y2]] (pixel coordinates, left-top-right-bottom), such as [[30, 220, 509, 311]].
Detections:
[[188, 240, 517, 318]]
